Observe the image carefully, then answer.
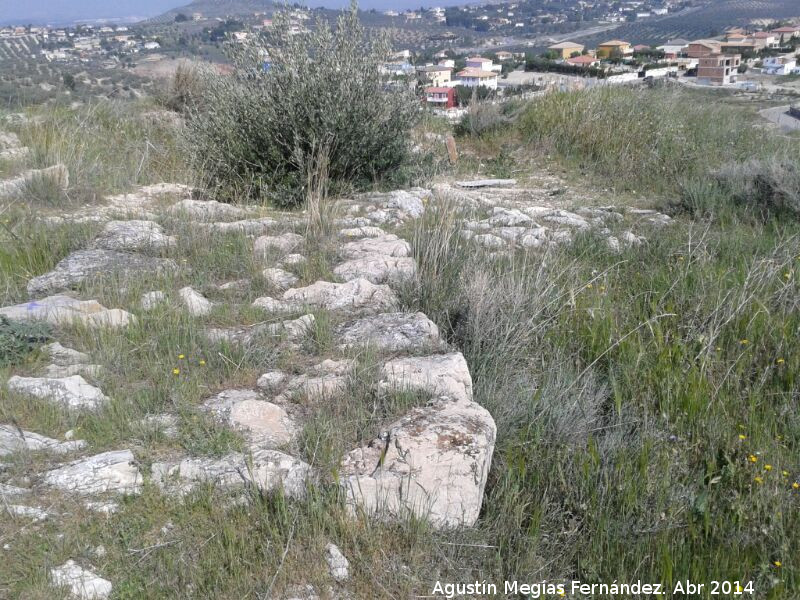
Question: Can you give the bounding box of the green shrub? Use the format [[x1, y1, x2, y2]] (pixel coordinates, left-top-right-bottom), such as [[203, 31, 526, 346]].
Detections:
[[714, 158, 800, 219], [186, 3, 420, 207], [0, 316, 50, 367]]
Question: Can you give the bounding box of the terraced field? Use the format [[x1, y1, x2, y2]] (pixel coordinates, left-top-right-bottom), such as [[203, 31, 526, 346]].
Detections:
[[578, 0, 800, 47]]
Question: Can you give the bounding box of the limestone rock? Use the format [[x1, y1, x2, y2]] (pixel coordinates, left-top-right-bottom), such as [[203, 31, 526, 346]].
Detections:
[[278, 253, 307, 268], [179, 287, 213, 316], [380, 353, 472, 403], [282, 279, 398, 315], [339, 226, 386, 238], [206, 314, 314, 346], [0, 295, 134, 329], [92, 220, 175, 252], [336, 312, 440, 352], [44, 342, 90, 366], [203, 389, 298, 449], [6, 375, 108, 410], [8, 504, 50, 521], [27, 250, 177, 296], [473, 234, 505, 249], [382, 189, 427, 219], [263, 268, 299, 290], [340, 395, 496, 528], [197, 217, 278, 235], [168, 198, 248, 221], [43, 363, 104, 379], [43, 450, 141, 496], [341, 234, 411, 260], [333, 255, 416, 285], [487, 207, 533, 227], [256, 371, 288, 391], [50, 560, 112, 600], [141, 290, 167, 310], [0, 164, 68, 199], [151, 449, 312, 499], [325, 543, 350, 582], [456, 178, 516, 188], [0, 425, 87, 456], [254, 232, 304, 256]]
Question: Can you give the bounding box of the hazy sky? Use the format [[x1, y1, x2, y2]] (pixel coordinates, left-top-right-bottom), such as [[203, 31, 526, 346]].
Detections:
[[0, 0, 189, 25], [0, 0, 468, 25]]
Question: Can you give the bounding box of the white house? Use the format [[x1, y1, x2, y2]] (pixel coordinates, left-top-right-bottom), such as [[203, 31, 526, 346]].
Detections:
[[763, 56, 797, 75], [457, 68, 498, 89], [466, 56, 501, 73]]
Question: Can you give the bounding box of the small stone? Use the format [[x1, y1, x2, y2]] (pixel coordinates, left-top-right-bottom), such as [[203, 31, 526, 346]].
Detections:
[[325, 543, 350, 582], [50, 560, 112, 600], [262, 268, 299, 290], [179, 287, 213, 316], [620, 230, 645, 247], [278, 253, 306, 267], [254, 232, 304, 256], [339, 226, 386, 238], [256, 371, 288, 390], [473, 234, 505, 249], [141, 291, 167, 311], [6, 375, 109, 410]]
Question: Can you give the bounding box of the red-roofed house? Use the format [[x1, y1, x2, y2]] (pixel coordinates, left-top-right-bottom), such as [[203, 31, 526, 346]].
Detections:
[[566, 54, 599, 67], [424, 87, 456, 108], [771, 26, 800, 44]]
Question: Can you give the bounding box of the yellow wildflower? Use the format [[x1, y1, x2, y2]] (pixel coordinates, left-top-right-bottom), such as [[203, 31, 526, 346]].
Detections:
[[740, 339, 749, 345], [178, 354, 185, 360], [199, 359, 206, 366], [782, 470, 789, 477], [172, 368, 180, 375], [777, 358, 785, 364], [754, 476, 763, 484], [793, 482, 799, 490], [748, 455, 758, 463], [765, 464, 773, 471], [738, 434, 746, 440], [774, 561, 782, 568]]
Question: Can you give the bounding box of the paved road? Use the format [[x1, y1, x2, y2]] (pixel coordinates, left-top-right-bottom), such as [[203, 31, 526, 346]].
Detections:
[[759, 105, 800, 133]]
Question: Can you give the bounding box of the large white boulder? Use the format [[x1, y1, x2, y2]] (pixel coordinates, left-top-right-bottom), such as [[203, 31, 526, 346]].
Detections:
[[341, 234, 411, 260], [340, 395, 496, 528], [202, 389, 298, 449], [333, 255, 416, 285], [92, 220, 176, 252], [179, 286, 214, 316]]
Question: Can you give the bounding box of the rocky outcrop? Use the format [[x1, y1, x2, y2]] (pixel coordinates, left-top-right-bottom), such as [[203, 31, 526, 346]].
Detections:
[[278, 279, 398, 315], [254, 232, 304, 256], [333, 255, 416, 285], [168, 198, 250, 221], [340, 395, 496, 529], [27, 249, 178, 296], [6, 375, 109, 410]]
